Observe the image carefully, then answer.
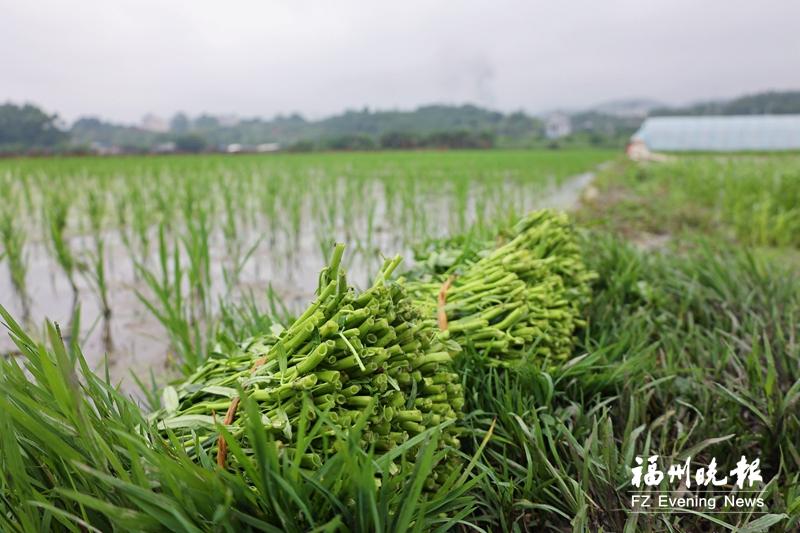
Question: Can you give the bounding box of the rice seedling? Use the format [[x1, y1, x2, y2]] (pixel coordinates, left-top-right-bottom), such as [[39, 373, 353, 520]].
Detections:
[[259, 171, 281, 246], [81, 189, 114, 352], [182, 209, 213, 330], [134, 225, 212, 373], [43, 192, 80, 313], [82, 240, 113, 352], [221, 185, 241, 268], [2, 150, 608, 371], [0, 194, 30, 322], [130, 183, 152, 266], [113, 192, 134, 267]]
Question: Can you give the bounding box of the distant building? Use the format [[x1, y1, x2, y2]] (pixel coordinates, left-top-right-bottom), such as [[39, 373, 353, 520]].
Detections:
[[141, 113, 169, 133], [256, 143, 280, 153], [226, 143, 243, 153], [153, 141, 176, 153], [90, 141, 122, 155], [631, 115, 800, 152], [217, 114, 240, 127], [545, 113, 572, 139]]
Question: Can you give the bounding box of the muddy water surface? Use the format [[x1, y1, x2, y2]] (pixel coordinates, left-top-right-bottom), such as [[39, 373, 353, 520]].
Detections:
[[0, 172, 593, 397]]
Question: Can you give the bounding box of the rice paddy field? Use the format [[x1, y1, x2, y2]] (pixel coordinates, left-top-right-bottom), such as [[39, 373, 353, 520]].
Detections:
[[1, 149, 799, 532], [0, 150, 609, 386]]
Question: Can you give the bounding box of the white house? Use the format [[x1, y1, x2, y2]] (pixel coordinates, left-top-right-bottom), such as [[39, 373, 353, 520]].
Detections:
[[545, 113, 572, 139]]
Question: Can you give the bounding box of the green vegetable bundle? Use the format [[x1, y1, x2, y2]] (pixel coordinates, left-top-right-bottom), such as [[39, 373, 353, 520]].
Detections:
[[404, 210, 595, 366], [155, 243, 463, 476]]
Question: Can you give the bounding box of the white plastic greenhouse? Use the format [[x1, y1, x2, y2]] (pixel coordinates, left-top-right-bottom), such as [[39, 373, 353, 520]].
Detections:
[[631, 115, 800, 152]]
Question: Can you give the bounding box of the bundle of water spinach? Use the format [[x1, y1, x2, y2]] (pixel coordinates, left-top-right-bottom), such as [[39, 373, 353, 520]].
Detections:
[[154, 243, 463, 480], [404, 210, 595, 366]]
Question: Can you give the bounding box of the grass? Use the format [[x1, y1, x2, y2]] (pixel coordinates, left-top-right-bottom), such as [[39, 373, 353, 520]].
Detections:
[[0, 195, 29, 322], [0, 306, 488, 532], [443, 232, 798, 531], [579, 154, 800, 252], [3, 230, 798, 531], [1, 150, 799, 531]]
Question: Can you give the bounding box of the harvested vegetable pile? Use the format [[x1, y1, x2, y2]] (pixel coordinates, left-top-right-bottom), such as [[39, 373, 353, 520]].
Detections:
[[154, 210, 588, 478], [404, 210, 595, 366], [155, 244, 463, 477]]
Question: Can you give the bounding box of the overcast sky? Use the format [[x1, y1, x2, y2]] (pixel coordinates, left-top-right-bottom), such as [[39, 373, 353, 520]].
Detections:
[[2, 0, 799, 124]]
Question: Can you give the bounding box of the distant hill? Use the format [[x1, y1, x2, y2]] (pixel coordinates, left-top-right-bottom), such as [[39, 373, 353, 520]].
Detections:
[[650, 90, 800, 116], [0, 103, 69, 154], [71, 117, 160, 151], [4, 89, 800, 155], [68, 104, 547, 151], [568, 110, 642, 139], [51, 91, 800, 154], [315, 105, 542, 139], [564, 91, 800, 146], [589, 98, 666, 118]]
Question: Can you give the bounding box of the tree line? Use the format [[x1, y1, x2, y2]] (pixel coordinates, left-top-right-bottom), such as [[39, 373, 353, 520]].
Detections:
[[650, 90, 800, 117], [7, 90, 798, 155], [288, 130, 496, 152], [0, 104, 69, 154], [0, 103, 531, 155]]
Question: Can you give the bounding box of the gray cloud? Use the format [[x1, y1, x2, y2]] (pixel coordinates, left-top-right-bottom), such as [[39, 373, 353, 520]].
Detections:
[[2, 0, 799, 122]]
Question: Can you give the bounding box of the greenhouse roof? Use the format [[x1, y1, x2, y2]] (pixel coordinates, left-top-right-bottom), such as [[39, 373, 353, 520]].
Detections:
[[632, 115, 800, 151]]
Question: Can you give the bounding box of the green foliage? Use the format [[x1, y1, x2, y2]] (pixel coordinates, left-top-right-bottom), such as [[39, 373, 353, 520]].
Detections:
[[651, 90, 800, 116], [170, 112, 191, 133], [581, 155, 800, 249], [0, 103, 68, 153], [405, 210, 595, 366], [0, 149, 610, 372], [454, 234, 800, 531], [70, 117, 160, 151], [568, 111, 642, 145], [154, 244, 463, 478], [424, 130, 495, 149], [1, 226, 799, 531], [286, 139, 316, 152], [0, 193, 29, 320], [174, 133, 208, 153], [3, 151, 797, 531], [320, 129, 496, 151], [380, 131, 421, 149], [43, 192, 80, 308], [0, 306, 482, 532], [323, 133, 377, 151], [67, 104, 542, 152]]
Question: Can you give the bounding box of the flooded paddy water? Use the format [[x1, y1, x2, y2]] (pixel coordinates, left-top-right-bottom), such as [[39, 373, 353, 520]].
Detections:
[[0, 153, 603, 396]]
